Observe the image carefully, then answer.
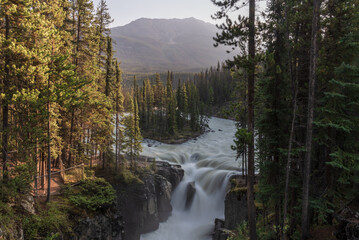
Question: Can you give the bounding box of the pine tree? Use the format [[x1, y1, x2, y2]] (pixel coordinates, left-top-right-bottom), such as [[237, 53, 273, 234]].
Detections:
[[105, 36, 113, 97], [301, 1, 321, 238], [124, 98, 142, 167], [166, 71, 177, 135], [95, 0, 113, 67], [154, 73, 164, 133], [114, 60, 124, 171]]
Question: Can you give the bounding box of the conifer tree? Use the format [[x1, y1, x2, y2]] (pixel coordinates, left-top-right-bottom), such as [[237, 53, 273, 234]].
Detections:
[[166, 71, 177, 135], [114, 60, 124, 171], [124, 98, 142, 167], [105, 36, 113, 97], [95, 0, 113, 67]]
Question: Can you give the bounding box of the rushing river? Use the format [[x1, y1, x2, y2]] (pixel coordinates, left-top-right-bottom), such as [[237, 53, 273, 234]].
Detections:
[[140, 117, 240, 240]]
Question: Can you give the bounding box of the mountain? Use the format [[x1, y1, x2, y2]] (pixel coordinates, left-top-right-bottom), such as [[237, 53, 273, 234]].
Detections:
[[110, 17, 234, 73]]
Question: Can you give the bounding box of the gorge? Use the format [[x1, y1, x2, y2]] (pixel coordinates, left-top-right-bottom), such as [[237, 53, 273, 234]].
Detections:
[[140, 117, 240, 240]]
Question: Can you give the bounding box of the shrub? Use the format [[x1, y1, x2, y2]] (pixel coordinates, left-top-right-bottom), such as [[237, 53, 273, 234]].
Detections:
[[65, 177, 116, 212], [115, 168, 144, 185], [23, 202, 71, 240]]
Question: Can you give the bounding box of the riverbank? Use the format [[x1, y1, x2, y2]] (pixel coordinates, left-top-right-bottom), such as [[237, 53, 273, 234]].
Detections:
[[143, 129, 205, 144], [142, 125, 207, 145]]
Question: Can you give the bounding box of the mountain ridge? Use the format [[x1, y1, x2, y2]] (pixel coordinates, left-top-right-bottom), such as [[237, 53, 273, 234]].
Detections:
[[110, 17, 233, 73]]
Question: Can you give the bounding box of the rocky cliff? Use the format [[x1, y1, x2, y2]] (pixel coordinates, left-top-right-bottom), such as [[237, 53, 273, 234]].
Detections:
[[212, 175, 248, 240], [114, 160, 184, 240], [74, 206, 125, 240]]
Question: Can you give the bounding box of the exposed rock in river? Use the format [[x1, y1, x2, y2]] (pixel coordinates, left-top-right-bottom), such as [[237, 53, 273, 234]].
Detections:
[[185, 181, 196, 209]]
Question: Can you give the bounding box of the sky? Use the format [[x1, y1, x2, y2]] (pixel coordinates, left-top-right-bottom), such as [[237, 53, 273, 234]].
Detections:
[[93, 0, 266, 28]]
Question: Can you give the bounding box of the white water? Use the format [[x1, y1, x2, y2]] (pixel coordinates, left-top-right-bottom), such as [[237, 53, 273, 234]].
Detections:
[[140, 117, 240, 240]]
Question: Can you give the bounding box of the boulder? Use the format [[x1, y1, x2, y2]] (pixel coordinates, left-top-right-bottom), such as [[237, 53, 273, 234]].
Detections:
[[212, 218, 229, 240], [185, 181, 196, 209], [20, 195, 35, 215]]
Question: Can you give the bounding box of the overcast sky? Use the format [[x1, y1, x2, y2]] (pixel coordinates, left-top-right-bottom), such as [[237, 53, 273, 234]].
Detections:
[[93, 0, 267, 28]]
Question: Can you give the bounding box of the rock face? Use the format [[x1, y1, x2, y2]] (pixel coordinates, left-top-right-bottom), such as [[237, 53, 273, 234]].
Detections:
[[213, 176, 248, 240], [155, 161, 184, 188], [74, 209, 124, 240], [224, 189, 248, 229], [116, 161, 184, 240]]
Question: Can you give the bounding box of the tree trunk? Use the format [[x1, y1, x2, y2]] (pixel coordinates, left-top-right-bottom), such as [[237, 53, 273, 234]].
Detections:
[[41, 151, 45, 189], [2, 14, 10, 181], [301, 0, 321, 238], [115, 97, 119, 172], [283, 0, 298, 232], [46, 74, 51, 202], [283, 88, 297, 238], [247, 0, 257, 239], [68, 110, 74, 166]]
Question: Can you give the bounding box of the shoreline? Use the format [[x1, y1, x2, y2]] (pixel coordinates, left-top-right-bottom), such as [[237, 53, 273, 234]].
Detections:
[[143, 129, 205, 145]]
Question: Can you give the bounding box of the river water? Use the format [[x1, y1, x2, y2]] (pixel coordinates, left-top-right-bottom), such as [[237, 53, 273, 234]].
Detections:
[[140, 117, 240, 240]]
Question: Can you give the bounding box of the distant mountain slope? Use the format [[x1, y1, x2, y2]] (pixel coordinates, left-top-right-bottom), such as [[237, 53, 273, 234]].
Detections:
[[111, 18, 233, 73]]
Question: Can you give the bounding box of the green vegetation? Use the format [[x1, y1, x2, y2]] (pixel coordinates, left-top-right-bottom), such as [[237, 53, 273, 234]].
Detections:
[[212, 0, 359, 238], [23, 202, 71, 240], [0, 0, 358, 239], [0, 176, 118, 239], [129, 71, 209, 142], [64, 178, 116, 212]]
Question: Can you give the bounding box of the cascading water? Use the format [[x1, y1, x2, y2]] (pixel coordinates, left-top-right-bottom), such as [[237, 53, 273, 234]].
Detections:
[[140, 117, 240, 240]]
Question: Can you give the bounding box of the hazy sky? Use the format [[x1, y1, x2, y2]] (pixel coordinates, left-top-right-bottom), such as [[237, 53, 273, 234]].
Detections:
[[92, 0, 265, 28]]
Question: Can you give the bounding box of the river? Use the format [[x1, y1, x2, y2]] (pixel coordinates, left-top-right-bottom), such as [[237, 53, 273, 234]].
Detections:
[[140, 117, 240, 240]]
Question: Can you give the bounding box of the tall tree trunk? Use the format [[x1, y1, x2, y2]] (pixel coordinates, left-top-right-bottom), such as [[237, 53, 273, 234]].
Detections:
[[41, 151, 45, 189], [283, 88, 297, 239], [46, 94, 51, 202], [115, 95, 119, 172], [46, 56, 52, 202], [2, 14, 10, 181], [34, 140, 39, 197], [283, 0, 297, 237], [68, 110, 74, 166], [301, 0, 321, 238], [247, 0, 257, 239]]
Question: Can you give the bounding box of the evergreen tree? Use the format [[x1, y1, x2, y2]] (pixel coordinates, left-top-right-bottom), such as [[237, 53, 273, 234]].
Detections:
[[124, 98, 142, 167], [166, 71, 177, 135], [114, 60, 124, 171]]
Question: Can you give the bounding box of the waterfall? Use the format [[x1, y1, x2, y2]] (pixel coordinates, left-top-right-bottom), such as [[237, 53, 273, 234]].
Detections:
[[141, 117, 239, 240]]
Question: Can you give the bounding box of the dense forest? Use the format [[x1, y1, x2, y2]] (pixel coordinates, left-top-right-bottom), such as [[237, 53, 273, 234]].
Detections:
[[211, 0, 359, 239], [130, 66, 234, 141], [0, 0, 358, 239]]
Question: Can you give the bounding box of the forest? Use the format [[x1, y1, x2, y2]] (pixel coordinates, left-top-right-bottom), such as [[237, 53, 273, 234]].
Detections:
[[0, 0, 358, 239]]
